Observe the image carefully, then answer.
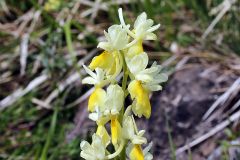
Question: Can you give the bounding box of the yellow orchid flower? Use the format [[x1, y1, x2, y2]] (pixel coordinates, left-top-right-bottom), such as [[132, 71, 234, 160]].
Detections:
[[103, 84, 124, 115], [118, 8, 160, 42], [83, 51, 123, 88], [122, 114, 147, 144], [126, 52, 168, 91], [128, 80, 151, 118], [89, 85, 124, 147], [88, 87, 106, 112], [88, 84, 124, 123], [97, 25, 129, 52], [89, 51, 121, 77]]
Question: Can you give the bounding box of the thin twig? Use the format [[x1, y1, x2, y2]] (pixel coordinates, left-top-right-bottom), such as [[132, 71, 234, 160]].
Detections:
[[202, 77, 240, 120], [202, 0, 236, 39], [176, 109, 240, 154], [0, 74, 48, 111], [20, 33, 29, 76]]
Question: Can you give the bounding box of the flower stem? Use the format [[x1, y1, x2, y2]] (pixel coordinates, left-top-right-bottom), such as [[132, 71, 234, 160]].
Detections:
[[121, 53, 128, 92], [119, 50, 128, 160], [106, 141, 124, 159], [119, 50, 128, 123]]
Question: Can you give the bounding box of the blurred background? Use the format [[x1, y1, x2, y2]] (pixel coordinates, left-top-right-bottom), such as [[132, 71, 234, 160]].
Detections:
[[0, 0, 240, 159]]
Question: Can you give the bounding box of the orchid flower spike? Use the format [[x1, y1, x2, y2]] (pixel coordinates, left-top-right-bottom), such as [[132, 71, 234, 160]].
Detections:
[[80, 8, 167, 160]]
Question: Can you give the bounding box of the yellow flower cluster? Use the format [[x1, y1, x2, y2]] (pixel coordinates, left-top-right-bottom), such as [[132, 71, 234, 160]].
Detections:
[[80, 8, 168, 160]]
